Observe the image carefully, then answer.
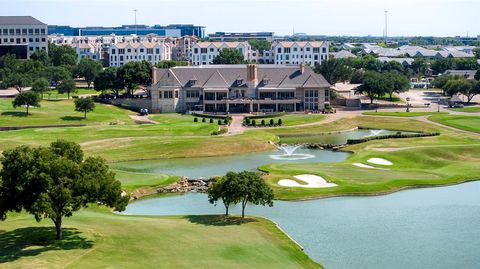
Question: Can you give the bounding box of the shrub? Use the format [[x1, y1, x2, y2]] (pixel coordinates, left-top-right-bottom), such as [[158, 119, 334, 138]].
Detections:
[[202, 118, 206, 123], [194, 117, 198, 122], [252, 119, 256, 127], [192, 112, 232, 121], [217, 119, 222, 125], [269, 119, 274, 126], [212, 126, 228, 135], [346, 132, 440, 144], [209, 118, 214, 123], [245, 118, 251, 125], [278, 118, 283, 125], [261, 119, 265, 126], [245, 112, 285, 120], [223, 118, 228, 125]]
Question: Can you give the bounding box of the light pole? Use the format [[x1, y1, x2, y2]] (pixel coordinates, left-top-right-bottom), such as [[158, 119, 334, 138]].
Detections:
[[437, 97, 440, 112], [384, 11, 388, 44], [133, 9, 138, 35], [406, 97, 410, 112]]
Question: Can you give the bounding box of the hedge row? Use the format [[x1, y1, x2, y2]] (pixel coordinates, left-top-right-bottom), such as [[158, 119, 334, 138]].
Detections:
[[194, 117, 230, 125], [192, 112, 232, 120], [244, 112, 286, 120], [346, 132, 440, 144], [244, 118, 283, 127]]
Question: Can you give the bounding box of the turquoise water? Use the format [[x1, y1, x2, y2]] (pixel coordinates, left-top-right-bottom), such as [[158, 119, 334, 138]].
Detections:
[[111, 148, 351, 178], [123, 182, 480, 269]]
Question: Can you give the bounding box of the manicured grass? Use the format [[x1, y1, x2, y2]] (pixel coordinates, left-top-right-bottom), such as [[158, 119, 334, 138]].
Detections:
[[377, 93, 402, 102], [0, 209, 320, 268], [44, 88, 99, 99], [257, 114, 327, 127], [449, 106, 480, 113], [113, 169, 179, 192], [363, 111, 448, 117], [429, 115, 480, 133], [0, 98, 134, 126]]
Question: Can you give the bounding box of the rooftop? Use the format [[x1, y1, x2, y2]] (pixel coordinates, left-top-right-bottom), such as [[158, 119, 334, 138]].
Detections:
[[0, 16, 46, 25]]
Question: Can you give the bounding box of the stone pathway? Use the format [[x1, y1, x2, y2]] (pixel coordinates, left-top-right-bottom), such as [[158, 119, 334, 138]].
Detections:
[[226, 115, 246, 135]]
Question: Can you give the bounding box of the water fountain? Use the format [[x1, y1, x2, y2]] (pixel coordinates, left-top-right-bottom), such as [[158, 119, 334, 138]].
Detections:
[[369, 129, 383, 136], [269, 145, 315, 161]]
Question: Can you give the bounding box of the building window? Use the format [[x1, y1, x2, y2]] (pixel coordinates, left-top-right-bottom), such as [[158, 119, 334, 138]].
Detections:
[[304, 90, 319, 111], [156, 48, 160, 54], [313, 48, 320, 53], [34, 28, 39, 35], [16, 29, 20, 35], [147, 48, 153, 54], [111, 49, 116, 54], [322, 47, 327, 53], [186, 90, 200, 98], [119, 49, 125, 54], [164, 91, 173, 98], [9, 29, 14, 35], [127, 48, 131, 53], [194, 48, 198, 53], [175, 91, 179, 98], [201, 48, 207, 53], [284, 48, 291, 53]]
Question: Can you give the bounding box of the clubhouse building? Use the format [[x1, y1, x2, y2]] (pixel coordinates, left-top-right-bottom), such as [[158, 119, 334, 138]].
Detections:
[[149, 64, 331, 113]]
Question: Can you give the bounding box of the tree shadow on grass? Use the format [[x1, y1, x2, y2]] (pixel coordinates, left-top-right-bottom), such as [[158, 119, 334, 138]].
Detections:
[[1, 111, 27, 117], [60, 116, 85, 121], [186, 215, 257, 226], [0, 227, 94, 263]]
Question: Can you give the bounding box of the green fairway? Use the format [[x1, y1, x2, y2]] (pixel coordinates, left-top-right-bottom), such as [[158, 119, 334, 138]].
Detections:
[[0, 209, 320, 269], [363, 111, 448, 117], [0, 98, 135, 126], [429, 114, 480, 133], [113, 169, 179, 192], [449, 106, 480, 113], [44, 88, 99, 99]]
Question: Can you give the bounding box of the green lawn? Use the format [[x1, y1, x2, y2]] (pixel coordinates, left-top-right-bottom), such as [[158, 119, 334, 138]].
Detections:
[[449, 106, 480, 113], [113, 169, 179, 192], [0, 209, 320, 269], [429, 114, 480, 133], [377, 93, 403, 102], [0, 98, 135, 126], [363, 111, 448, 117], [43, 88, 99, 99]]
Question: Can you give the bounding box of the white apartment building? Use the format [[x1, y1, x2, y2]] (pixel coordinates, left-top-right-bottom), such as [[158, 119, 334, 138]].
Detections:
[[0, 16, 48, 59], [272, 41, 329, 66], [190, 42, 252, 65], [108, 41, 171, 67], [75, 42, 103, 62]]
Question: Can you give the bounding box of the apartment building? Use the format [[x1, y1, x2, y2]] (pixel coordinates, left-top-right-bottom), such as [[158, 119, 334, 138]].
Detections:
[[108, 41, 171, 67], [149, 64, 331, 113], [172, 36, 198, 61], [0, 16, 48, 59], [271, 41, 329, 66], [190, 42, 253, 65]]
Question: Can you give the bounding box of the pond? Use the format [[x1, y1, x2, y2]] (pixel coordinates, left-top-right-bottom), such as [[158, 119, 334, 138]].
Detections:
[[111, 129, 405, 178], [123, 182, 480, 269]]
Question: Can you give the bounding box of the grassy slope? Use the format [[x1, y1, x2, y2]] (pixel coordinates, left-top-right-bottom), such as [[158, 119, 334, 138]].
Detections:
[[429, 114, 480, 133], [0, 98, 134, 126], [362, 111, 448, 117], [0, 209, 320, 269], [113, 169, 179, 192]]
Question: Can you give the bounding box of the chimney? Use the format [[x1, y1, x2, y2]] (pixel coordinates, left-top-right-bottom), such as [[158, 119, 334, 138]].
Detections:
[[152, 67, 158, 85], [247, 64, 258, 85], [300, 63, 305, 74]]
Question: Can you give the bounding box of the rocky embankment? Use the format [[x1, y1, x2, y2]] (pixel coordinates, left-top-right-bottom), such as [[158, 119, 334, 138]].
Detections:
[[130, 177, 212, 200]]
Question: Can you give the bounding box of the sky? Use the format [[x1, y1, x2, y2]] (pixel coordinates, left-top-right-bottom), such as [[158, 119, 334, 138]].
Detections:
[[1, 0, 479, 37]]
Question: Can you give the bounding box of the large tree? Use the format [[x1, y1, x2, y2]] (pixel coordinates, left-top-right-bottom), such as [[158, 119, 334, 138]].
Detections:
[[3, 73, 32, 92], [47, 66, 72, 87], [355, 71, 389, 104], [315, 58, 352, 85], [94, 67, 122, 95], [156, 60, 189, 69], [212, 48, 245, 65], [207, 173, 240, 216], [48, 44, 77, 67], [235, 171, 274, 218], [31, 77, 50, 99], [385, 71, 410, 101], [116, 61, 152, 95], [74, 97, 95, 118], [57, 78, 77, 99], [0, 140, 129, 240], [248, 39, 272, 53], [12, 91, 41, 115], [76, 58, 102, 88], [30, 49, 50, 65]]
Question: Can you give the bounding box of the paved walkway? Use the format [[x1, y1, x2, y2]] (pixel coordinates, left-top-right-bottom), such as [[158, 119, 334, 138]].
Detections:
[[128, 115, 158, 124], [226, 115, 246, 135]]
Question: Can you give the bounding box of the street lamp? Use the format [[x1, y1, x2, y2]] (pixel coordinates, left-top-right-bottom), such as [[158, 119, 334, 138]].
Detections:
[[437, 97, 440, 112], [406, 97, 410, 112]]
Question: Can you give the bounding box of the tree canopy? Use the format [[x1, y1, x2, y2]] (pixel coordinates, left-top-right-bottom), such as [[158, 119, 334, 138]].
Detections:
[[74, 97, 96, 118], [94, 67, 122, 95], [116, 61, 152, 95], [12, 91, 41, 115], [3, 73, 32, 92], [156, 60, 189, 69], [0, 140, 129, 240], [76, 58, 103, 88], [57, 78, 77, 99], [212, 48, 246, 65], [31, 77, 50, 99], [355, 71, 390, 104], [207, 171, 274, 218], [248, 39, 272, 53], [315, 58, 352, 85]]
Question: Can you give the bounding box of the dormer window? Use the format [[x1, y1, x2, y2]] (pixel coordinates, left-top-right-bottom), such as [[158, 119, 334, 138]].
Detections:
[[262, 78, 270, 85]]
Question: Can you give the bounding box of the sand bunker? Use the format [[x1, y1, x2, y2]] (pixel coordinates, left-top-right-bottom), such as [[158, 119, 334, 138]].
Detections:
[[278, 174, 337, 188], [367, 158, 393, 166], [353, 163, 375, 169]]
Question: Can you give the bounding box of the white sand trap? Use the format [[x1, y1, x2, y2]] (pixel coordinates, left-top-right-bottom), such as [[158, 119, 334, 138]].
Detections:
[[352, 163, 375, 169], [367, 158, 393, 166], [278, 174, 337, 188]]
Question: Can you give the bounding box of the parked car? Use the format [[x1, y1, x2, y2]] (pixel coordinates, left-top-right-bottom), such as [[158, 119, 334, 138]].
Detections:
[[139, 108, 149, 116]]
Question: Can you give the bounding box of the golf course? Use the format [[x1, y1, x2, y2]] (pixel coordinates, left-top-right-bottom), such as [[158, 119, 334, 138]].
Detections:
[[1, 96, 480, 268]]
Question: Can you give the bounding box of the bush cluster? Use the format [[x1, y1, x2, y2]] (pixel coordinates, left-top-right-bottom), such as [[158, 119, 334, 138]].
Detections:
[[346, 132, 440, 144]]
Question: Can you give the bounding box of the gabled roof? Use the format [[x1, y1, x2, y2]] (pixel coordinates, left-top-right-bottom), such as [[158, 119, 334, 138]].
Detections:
[[0, 16, 46, 25], [303, 74, 323, 88], [203, 70, 230, 88], [154, 65, 330, 89]]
